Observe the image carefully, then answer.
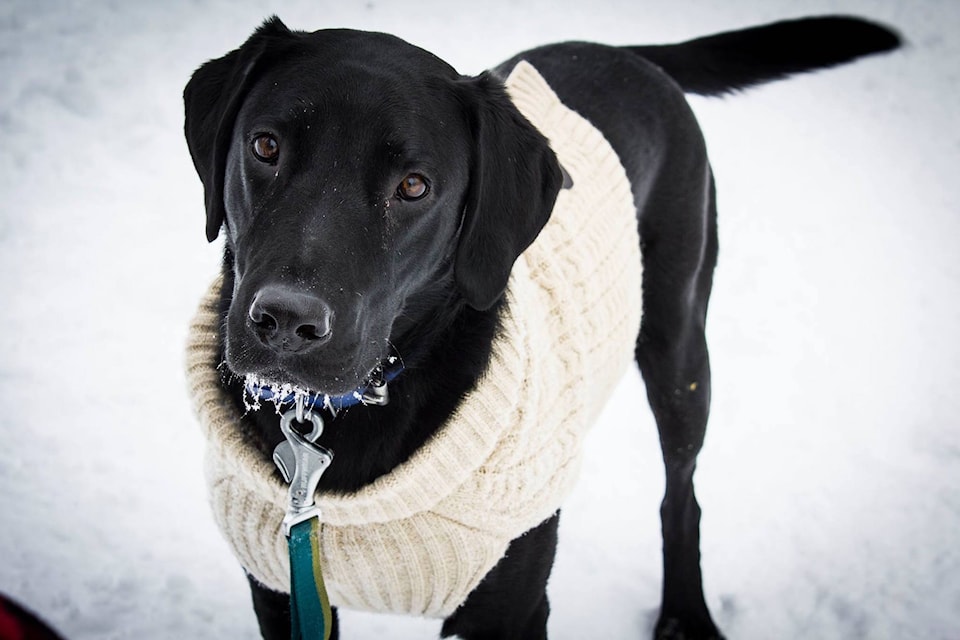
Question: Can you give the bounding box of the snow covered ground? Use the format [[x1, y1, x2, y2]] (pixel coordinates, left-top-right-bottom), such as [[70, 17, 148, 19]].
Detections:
[[1, 1, 957, 638]]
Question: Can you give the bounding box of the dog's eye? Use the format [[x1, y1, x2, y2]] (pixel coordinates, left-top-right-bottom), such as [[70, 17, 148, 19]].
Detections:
[[397, 174, 429, 201], [252, 134, 280, 163]]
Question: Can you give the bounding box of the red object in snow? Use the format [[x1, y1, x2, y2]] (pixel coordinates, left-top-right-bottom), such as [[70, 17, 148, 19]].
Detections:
[[0, 594, 65, 640]]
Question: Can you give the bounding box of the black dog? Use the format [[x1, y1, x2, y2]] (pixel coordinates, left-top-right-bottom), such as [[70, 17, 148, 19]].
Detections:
[[184, 15, 898, 640]]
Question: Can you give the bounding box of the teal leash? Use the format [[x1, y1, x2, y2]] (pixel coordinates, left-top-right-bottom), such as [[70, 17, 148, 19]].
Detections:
[[289, 518, 332, 640], [274, 403, 335, 640]]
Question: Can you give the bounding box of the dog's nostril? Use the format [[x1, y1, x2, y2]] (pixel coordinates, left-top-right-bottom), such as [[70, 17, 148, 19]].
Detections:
[[295, 322, 329, 342], [250, 309, 278, 332]]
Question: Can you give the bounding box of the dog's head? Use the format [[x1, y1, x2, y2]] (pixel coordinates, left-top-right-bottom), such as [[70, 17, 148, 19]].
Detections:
[[184, 17, 561, 396]]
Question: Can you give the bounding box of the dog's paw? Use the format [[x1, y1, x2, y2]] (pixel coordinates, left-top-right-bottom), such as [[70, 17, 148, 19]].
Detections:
[[654, 615, 725, 640]]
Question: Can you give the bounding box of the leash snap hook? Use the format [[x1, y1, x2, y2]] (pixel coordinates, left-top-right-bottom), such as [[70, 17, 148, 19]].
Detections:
[[274, 409, 333, 537]]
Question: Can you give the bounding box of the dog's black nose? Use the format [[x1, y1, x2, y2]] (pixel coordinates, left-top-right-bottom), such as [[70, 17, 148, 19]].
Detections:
[[248, 285, 333, 353]]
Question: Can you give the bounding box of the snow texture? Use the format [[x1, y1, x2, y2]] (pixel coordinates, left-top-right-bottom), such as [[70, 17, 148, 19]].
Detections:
[[1, 1, 957, 639]]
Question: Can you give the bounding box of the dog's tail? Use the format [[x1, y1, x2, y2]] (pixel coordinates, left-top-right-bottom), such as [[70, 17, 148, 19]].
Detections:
[[628, 16, 901, 96]]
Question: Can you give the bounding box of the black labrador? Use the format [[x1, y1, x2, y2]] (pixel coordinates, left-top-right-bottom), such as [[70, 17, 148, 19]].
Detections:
[[184, 15, 899, 640]]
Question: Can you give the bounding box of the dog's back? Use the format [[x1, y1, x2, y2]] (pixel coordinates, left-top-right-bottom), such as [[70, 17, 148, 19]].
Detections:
[[496, 16, 901, 199]]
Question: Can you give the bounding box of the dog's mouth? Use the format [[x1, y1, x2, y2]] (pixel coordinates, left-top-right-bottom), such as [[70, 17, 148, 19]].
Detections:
[[223, 306, 394, 404], [238, 356, 401, 414]]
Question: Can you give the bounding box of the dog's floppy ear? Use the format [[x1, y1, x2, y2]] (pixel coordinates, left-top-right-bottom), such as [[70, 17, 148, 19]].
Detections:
[[454, 72, 563, 310], [183, 16, 297, 242]]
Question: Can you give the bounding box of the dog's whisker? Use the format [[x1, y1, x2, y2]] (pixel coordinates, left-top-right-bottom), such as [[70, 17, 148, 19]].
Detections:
[[385, 338, 405, 369]]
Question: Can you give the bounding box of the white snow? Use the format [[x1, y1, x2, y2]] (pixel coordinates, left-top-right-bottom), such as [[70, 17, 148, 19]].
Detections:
[[1, 1, 957, 639]]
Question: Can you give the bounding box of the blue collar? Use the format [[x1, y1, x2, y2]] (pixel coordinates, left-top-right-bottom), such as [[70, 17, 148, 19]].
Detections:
[[244, 362, 404, 414]]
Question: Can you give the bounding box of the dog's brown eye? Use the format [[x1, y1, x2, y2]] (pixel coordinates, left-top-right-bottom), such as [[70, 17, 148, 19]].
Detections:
[[397, 174, 429, 201], [252, 134, 279, 163]]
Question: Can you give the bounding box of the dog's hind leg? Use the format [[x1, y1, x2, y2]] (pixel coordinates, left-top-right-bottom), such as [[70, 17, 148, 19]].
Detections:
[[635, 167, 722, 640]]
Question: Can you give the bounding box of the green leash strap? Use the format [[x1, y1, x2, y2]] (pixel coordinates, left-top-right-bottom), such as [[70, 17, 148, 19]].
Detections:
[[289, 517, 333, 640], [274, 407, 335, 640], [274, 369, 396, 639]]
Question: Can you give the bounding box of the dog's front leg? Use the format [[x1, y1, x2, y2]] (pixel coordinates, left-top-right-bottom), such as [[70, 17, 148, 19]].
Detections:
[[441, 512, 560, 640], [247, 574, 340, 640]]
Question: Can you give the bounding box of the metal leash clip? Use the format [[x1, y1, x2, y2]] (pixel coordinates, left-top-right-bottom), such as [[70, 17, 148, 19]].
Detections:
[[359, 365, 389, 406], [273, 397, 333, 537]]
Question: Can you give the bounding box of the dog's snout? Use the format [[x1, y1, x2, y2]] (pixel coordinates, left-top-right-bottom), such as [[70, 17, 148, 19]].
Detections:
[[248, 285, 333, 353]]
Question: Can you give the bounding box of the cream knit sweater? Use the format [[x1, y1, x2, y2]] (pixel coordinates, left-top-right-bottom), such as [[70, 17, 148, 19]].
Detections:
[[186, 61, 642, 618]]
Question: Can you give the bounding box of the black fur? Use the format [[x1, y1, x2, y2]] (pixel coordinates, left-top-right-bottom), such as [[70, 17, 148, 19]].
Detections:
[[630, 16, 901, 96], [184, 15, 900, 640], [454, 72, 563, 311]]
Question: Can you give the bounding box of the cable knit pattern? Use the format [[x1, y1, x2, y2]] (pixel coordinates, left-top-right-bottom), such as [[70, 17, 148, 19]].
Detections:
[[185, 61, 642, 618]]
